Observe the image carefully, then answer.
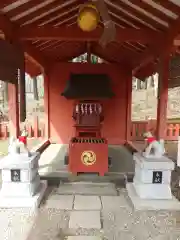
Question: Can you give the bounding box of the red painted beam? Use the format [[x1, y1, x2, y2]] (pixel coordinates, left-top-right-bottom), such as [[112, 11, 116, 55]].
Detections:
[[22, 41, 48, 70], [0, 1, 16, 9], [0, 14, 14, 38], [134, 62, 157, 80], [12, 0, 81, 26], [25, 59, 42, 77], [18, 26, 164, 43], [157, 0, 180, 16], [0, 13, 49, 72], [106, 0, 172, 30], [123, 0, 174, 24], [133, 15, 180, 72], [132, 49, 156, 74], [174, 39, 180, 46]]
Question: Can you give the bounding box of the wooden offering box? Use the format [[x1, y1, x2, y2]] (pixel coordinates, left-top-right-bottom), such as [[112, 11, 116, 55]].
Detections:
[[68, 101, 108, 175], [69, 137, 108, 176]]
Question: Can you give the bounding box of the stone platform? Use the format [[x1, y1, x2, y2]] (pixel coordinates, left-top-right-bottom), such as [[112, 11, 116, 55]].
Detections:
[[55, 181, 118, 196], [127, 182, 180, 210], [0, 180, 47, 209]]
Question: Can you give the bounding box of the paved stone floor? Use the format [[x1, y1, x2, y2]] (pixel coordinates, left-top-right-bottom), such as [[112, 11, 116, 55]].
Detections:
[[1, 183, 180, 240]]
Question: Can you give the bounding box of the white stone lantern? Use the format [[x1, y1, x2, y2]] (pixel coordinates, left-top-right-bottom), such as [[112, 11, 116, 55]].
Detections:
[[0, 148, 47, 210], [126, 151, 180, 210]]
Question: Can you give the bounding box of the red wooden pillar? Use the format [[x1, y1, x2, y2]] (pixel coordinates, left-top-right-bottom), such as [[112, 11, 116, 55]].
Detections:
[[156, 56, 169, 140], [44, 73, 50, 139], [126, 73, 132, 141], [34, 116, 39, 138], [19, 58, 26, 122], [8, 83, 19, 138]]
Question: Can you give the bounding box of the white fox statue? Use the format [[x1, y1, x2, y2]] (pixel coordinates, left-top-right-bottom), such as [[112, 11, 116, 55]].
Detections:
[[8, 131, 31, 157], [143, 131, 165, 158]]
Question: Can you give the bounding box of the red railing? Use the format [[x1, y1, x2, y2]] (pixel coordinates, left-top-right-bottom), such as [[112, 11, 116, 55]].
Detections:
[[0, 116, 45, 139], [131, 120, 180, 141], [0, 118, 180, 141]]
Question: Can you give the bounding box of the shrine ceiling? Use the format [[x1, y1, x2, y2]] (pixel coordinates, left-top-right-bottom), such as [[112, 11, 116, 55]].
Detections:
[[0, 0, 180, 78]]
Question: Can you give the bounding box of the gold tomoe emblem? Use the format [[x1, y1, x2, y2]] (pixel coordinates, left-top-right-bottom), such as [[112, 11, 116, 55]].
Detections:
[[81, 151, 96, 166]]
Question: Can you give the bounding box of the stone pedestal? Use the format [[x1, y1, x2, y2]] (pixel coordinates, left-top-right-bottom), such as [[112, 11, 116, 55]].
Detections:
[[177, 136, 180, 186], [0, 152, 47, 209], [126, 152, 180, 210]]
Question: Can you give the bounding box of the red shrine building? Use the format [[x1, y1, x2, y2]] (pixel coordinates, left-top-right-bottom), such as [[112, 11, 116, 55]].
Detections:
[[1, 1, 180, 174]]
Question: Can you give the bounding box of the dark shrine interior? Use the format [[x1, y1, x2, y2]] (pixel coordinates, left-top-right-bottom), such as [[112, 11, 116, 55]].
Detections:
[[61, 73, 115, 99]]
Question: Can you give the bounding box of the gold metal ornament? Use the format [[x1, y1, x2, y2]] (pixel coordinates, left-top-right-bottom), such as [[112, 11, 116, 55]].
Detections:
[[77, 3, 99, 32], [81, 150, 96, 166]]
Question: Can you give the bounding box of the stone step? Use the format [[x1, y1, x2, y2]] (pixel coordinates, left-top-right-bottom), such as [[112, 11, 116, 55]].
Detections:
[[67, 237, 101, 240], [67, 173, 125, 183], [45, 194, 130, 210], [55, 181, 118, 196], [69, 211, 101, 230]]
